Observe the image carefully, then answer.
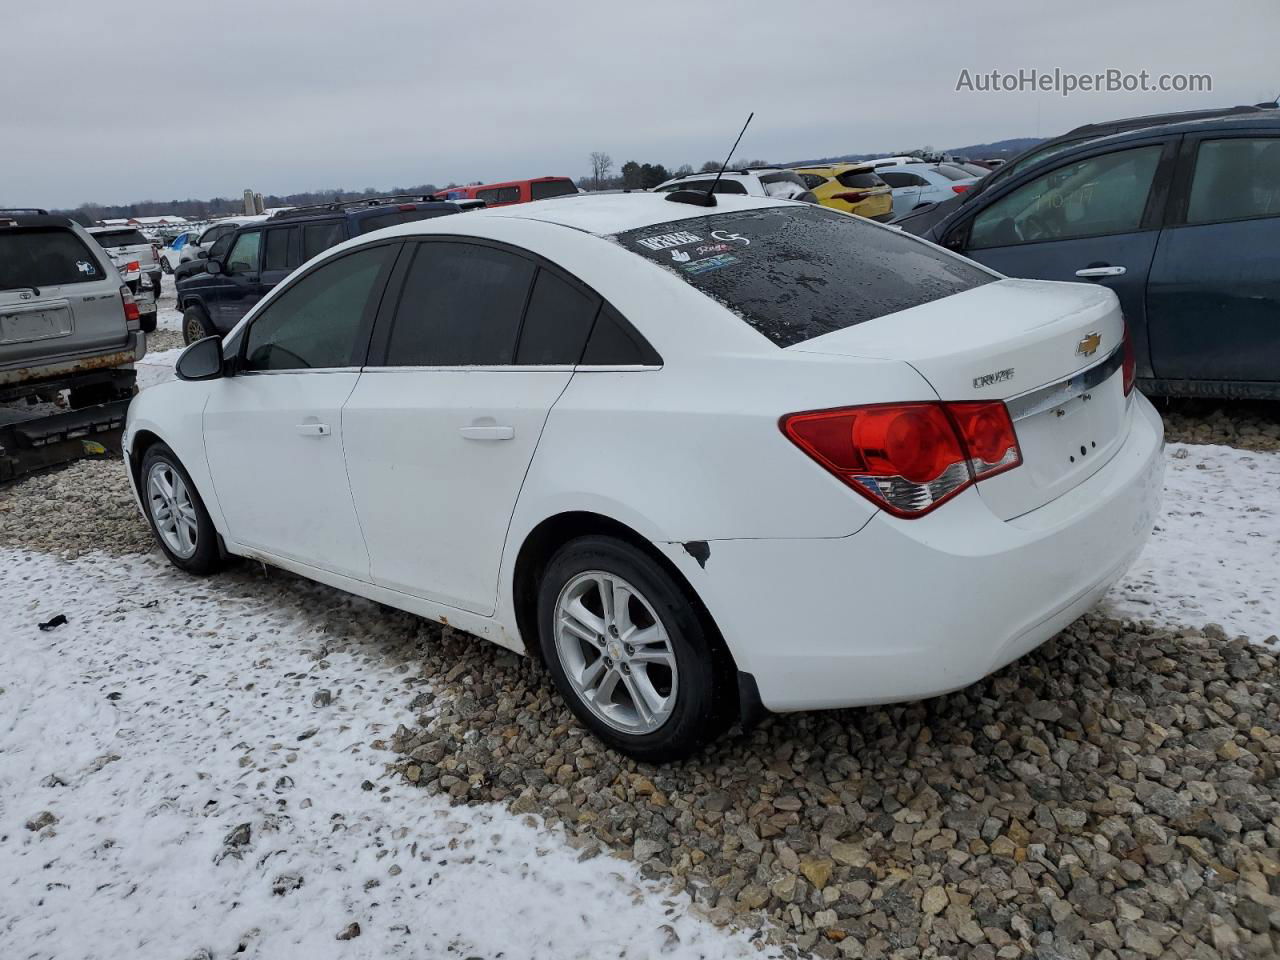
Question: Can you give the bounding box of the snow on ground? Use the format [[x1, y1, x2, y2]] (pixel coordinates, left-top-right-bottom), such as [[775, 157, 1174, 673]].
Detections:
[[0, 548, 771, 960], [1104, 442, 1280, 642], [135, 347, 182, 390], [156, 273, 182, 332]]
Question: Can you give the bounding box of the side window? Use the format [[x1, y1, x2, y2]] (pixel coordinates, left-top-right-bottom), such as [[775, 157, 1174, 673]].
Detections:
[[225, 231, 261, 274], [799, 173, 828, 190], [208, 232, 235, 261], [581, 303, 661, 366], [199, 225, 225, 246], [385, 241, 535, 366], [1186, 137, 1280, 224], [515, 268, 599, 364], [878, 172, 913, 188], [969, 145, 1163, 249], [476, 186, 521, 205], [302, 220, 346, 261], [262, 227, 294, 272], [242, 245, 396, 372]]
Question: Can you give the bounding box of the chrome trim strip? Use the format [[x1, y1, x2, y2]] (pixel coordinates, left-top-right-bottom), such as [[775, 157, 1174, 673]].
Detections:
[[1005, 345, 1125, 422]]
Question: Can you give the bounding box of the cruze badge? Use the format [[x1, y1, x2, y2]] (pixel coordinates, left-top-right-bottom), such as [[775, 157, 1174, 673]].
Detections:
[[1076, 332, 1102, 357], [973, 368, 1014, 390]]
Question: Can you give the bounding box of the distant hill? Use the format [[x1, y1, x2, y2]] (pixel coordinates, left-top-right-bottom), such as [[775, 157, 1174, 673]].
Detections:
[[782, 137, 1045, 168]]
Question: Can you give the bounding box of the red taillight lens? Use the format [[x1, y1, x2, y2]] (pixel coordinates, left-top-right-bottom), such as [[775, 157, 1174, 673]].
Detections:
[[1122, 322, 1136, 396], [831, 191, 868, 202], [781, 401, 1021, 518], [951, 184, 971, 194], [945, 402, 1022, 479], [120, 284, 140, 325], [124, 260, 141, 273]]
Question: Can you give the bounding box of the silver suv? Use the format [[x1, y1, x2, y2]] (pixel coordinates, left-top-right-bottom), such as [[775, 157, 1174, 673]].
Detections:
[[1, 212, 146, 474]]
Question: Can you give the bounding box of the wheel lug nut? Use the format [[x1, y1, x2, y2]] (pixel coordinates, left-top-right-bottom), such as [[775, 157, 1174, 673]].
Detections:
[[625, 644, 634, 655], [621, 663, 630, 674], [609, 626, 619, 637]]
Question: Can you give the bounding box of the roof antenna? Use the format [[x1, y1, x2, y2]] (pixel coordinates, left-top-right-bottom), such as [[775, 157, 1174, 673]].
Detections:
[[665, 112, 754, 207]]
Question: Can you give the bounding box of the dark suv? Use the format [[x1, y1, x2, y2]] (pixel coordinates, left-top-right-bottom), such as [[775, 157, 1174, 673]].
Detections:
[[175, 196, 474, 342]]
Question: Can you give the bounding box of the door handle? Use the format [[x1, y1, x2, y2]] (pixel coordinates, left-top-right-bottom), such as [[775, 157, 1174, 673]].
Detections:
[[459, 425, 515, 441], [296, 423, 331, 437], [1075, 265, 1127, 278]]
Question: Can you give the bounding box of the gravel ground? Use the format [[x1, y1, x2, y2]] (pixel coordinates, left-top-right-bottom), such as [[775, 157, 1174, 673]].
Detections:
[[2, 456, 1279, 958], [1156, 399, 1280, 453], [145, 327, 184, 354]]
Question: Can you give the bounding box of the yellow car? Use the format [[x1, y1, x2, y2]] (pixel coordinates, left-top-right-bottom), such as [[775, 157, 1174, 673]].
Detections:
[[791, 164, 894, 221]]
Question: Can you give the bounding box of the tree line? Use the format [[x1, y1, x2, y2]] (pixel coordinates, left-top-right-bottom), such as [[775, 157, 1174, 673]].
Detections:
[[585, 153, 771, 191]]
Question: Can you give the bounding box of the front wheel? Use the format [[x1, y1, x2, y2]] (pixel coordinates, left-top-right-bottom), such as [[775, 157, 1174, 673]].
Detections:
[[537, 535, 730, 761], [182, 305, 214, 345], [140, 443, 224, 574]]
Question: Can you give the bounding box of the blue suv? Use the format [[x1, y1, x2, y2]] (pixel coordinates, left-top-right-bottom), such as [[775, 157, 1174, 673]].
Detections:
[[175, 196, 474, 342]]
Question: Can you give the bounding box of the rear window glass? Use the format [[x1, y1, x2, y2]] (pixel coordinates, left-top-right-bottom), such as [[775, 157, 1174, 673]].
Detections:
[[302, 221, 346, 259], [932, 164, 972, 181], [92, 229, 148, 248], [758, 171, 809, 200], [1, 228, 107, 289], [613, 206, 994, 348], [835, 171, 885, 189], [530, 179, 577, 200], [477, 186, 521, 205], [357, 209, 449, 234]]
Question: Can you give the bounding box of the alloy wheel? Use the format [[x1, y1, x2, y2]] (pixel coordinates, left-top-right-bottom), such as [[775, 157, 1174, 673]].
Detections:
[[552, 570, 678, 735], [147, 461, 199, 558]]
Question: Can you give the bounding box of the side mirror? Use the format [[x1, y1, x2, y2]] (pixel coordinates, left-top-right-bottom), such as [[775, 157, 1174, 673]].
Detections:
[[205, 259, 222, 275], [175, 336, 224, 381]]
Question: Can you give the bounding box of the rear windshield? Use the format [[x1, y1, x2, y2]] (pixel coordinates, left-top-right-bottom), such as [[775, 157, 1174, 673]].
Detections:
[[531, 179, 577, 200], [92, 229, 149, 247], [932, 164, 973, 181], [0, 228, 108, 289], [836, 170, 886, 189], [356, 209, 449, 234], [613, 205, 994, 348], [757, 171, 809, 200]]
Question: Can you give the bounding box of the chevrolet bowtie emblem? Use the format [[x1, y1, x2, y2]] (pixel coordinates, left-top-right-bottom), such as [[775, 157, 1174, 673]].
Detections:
[[1076, 332, 1102, 357]]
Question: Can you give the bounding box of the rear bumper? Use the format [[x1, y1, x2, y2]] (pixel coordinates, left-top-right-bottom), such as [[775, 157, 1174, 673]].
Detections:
[[664, 393, 1164, 712], [0, 333, 146, 391]]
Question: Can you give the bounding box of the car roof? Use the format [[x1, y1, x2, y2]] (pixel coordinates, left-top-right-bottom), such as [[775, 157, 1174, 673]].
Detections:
[[792, 162, 874, 173], [88, 225, 143, 233], [0, 213, 77, 229], [1037, 111, 1280, 158], [385, 192, 790, 238]]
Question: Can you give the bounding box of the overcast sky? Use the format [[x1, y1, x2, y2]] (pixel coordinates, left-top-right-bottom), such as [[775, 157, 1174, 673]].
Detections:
[[5, 0, 1277, 209]]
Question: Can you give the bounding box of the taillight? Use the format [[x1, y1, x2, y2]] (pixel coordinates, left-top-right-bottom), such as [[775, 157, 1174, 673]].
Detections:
[[1122, 322, 1136, 396], [951, 185, 971, 194], [780, 401, 1022, 518], [120, 284, 141, 327], [397, 204, 416, 211], [124, 260, 141, 274], [831, 191, 868, 202]]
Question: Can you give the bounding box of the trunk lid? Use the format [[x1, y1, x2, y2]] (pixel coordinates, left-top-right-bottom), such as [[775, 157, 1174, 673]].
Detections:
[[793, 278, 1130, 519]]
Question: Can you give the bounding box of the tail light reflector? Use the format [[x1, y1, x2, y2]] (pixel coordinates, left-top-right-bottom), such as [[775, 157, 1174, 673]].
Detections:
[[120, 284, 141, 328], [1122, 322, 1136, 396], [780, 401, 1022, 518]]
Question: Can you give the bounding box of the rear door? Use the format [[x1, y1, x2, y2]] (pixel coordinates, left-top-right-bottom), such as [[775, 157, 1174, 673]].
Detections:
[[0, 225, 125, 364], [259, 224, 300, 294], [343, 239, 592, 615], [946, 139, 1175, 377], [1145, 131, 1280, 382], [879, 171, 926, 217]]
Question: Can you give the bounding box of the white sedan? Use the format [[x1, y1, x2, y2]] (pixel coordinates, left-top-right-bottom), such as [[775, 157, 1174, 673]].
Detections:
[[124, 193, 1164, 761]]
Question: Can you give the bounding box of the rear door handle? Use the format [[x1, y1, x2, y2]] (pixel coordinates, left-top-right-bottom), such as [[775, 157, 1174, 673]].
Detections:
[[1075, 265, 1126, 278], [459, 425, 515, 441], [296, 423, 331, 437]]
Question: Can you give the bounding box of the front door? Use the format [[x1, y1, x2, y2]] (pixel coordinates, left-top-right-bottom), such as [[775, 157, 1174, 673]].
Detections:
[[1146, 133, 1280, 382], [345, 240, 598, 615], [212, 229, 265, 330], [950, 142, 1170, 377], [203, 242, 401, 577]]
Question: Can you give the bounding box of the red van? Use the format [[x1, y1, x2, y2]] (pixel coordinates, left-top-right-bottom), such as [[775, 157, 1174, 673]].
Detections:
[[436, 177, 578, 207]]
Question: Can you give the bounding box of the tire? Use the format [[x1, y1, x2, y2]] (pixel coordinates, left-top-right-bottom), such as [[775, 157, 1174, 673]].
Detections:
[[182, 305, 214, 345], [139, 442, 224, 575], [537, 535, 730, 761]]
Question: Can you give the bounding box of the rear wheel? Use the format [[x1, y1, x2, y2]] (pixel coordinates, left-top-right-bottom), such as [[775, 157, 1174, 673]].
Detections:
[[537, 535, 729, 761], [182, 305, 214, 345], [140, 443, 223, 574]]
